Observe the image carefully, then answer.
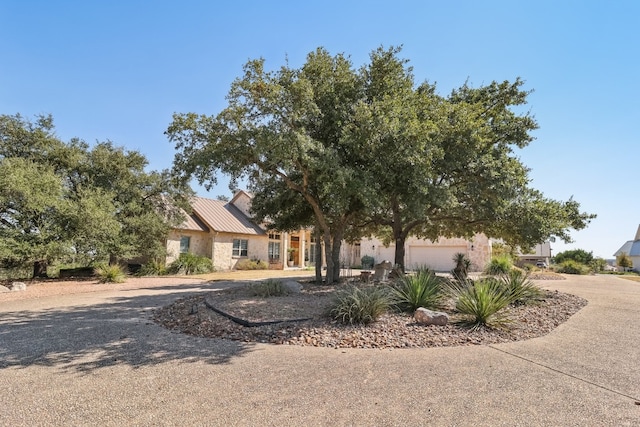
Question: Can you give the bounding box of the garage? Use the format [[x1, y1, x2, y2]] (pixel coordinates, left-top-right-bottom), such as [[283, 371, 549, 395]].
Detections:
[[407, 246, 467, 272]]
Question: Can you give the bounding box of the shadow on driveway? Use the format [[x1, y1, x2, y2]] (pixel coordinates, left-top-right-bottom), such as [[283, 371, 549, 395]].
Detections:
[[0, 286, 256, 373]]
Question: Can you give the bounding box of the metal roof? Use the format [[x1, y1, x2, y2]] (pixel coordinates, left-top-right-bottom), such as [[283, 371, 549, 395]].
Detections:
[[179, 212, 210, 232], [187, 196, 265, 236]]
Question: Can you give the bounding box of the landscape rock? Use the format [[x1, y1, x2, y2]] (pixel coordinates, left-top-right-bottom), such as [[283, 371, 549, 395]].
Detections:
[[414, 307, 449, 326], [373, 260, 393, 281], [10, 282, 27, 292], [0, 285, 10, 293], [282, 280, 303, 294]]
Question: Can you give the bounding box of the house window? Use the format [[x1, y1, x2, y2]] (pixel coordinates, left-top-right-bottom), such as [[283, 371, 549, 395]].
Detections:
[[232, 239, 248, 257], [179, 236, 191, 253], [268, 233, 281, 261], [309, 239, 317, 264], [268, 242, 281, 260]]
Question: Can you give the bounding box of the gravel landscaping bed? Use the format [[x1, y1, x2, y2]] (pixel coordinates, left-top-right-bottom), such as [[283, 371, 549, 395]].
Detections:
[[153, 280, 587, 349]]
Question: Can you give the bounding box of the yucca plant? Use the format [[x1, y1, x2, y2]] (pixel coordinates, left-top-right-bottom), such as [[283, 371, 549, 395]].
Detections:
[[95, 263, 126, 283], [391, 270, 445, 312], [499, 269, 543, 305], [446, 278, 514, 330], [328, 285, 391, 325]]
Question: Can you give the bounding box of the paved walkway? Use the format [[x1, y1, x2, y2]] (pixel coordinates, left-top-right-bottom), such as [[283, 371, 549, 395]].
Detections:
[[0, 274, 638, 426]]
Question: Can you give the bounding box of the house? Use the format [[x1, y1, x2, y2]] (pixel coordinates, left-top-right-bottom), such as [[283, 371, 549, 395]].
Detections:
[[613, 224, 640, 271], [516, 242, 552, 267], [167, 191, 317, 271], [168, 191, 492, 272], [351, 235, 492, 272]]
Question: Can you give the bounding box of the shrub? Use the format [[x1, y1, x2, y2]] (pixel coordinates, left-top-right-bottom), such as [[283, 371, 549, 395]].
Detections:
[[445, 278, 513, 330], [168, 253, 214, 275], [250, 279, 288, 297], [235, 258, 268, 270], [361, 255, 375, 270], [499, 270, 543, 305], [555, 260, 589, 275], [485, 255, 513, 276], [391, 270, 445, 312], [138, 260, 168, 276], [95, 263, 126, 283], [328, 285, 391, 325]]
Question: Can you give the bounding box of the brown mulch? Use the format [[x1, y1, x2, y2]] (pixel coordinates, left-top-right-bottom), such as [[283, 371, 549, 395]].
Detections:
[[153, 280, 587, 349]]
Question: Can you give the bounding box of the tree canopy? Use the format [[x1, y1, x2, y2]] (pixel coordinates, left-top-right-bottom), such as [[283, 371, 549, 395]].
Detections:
[[0, 114, 190, 277], [167, 46, 594, 281], [554, 249, 594, 265]]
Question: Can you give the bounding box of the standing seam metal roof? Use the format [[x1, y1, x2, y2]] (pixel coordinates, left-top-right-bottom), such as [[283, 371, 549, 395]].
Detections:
[[183, 196, 265, 235]]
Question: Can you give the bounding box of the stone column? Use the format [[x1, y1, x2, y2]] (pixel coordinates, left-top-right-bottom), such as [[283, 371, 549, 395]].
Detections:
[[300, 229, 306, 267]]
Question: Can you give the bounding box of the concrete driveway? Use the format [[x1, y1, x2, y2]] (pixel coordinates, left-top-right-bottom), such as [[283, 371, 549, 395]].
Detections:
[[0, 274, 638, 426]]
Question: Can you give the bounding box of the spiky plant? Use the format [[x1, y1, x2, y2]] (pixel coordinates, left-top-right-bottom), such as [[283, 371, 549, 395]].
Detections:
[[95, 263, 126, 283], [391, 270, 445, 312], [328, 285, 391, 325], [446, 278, 514, 330], [499, 269, 543, 305], [485, 255, 513, 276]]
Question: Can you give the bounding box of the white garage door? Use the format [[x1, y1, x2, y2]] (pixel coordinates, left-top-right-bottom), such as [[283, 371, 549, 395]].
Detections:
[[408, 246, 467, 272], [375, 245, 396, 265]]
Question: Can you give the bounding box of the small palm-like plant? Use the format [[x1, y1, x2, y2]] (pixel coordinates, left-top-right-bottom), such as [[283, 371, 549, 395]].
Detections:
[[95, 263, 126, 283], [451, 252, 471, 280], [328, 285, 391, 325], [446, 278, 514, 330], [499, 269, 543, 305], [391, 270, 445, 312]]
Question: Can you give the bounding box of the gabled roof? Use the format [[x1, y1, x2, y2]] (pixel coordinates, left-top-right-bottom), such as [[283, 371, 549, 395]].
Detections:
[[614, 241, 634, 257], [614, 224, 640, 257], [178, 212, 210, 232], [180, 196, 265, 236]]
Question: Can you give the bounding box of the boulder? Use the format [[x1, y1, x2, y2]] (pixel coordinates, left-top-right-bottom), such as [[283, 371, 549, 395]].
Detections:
[[373, 260, 393, 281], [0, 285, 10, 293], [414, 307, 449, 326], [10, 282, 27, 292], [282, 280, 303, 294]]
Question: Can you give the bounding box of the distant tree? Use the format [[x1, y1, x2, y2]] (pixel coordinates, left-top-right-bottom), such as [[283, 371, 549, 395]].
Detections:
[[216, 195, 230, 202], [589, 257, 607, 273], [0, 114, 191, 278], [616, 252, 633, 272], [554, 249, 594, 265]]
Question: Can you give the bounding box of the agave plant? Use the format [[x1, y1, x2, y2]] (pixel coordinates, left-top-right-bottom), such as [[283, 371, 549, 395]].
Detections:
[[327, 285, 391, 325]]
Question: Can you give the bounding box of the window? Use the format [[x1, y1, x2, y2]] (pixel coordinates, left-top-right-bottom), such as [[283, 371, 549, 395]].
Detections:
[[268, 242, 281, 260], [268, 233, 281, 261], [232, 239, 248, 257], [179, 236, 191, 253], [309, 240, 317, 264]]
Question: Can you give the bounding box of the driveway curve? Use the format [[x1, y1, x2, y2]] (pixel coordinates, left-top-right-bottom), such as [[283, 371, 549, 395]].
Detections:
[[1, 274, 638, 426]]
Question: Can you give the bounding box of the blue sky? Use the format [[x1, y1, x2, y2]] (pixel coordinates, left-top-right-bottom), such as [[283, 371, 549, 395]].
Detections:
[[1, 1, 638, 258]]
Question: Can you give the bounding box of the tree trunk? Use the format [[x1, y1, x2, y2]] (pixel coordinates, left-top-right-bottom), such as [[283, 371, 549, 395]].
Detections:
[[314, 226, 323, 284], [32, 260, 48, 278], [394, 236, 406, 272], [323, 232, 335, 284], [331, 238, 342, 283]]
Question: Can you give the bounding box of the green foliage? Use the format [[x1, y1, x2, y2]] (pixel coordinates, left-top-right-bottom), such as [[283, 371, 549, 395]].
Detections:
[[167, 46, 595, 280], [589, 257, 607, 273], [95, 263, 126, 283], [328, 285, 391, 325], [361, 255, 375, 269], [554, 249, 594, 265], [391, 270, 445, 312], [0, 114, 193, 278], [616, 253, 633, 271], [485, 255, 514, 275], [138, 260, 168, 276], [235, 259, 269, 270], [446, 278, 514, 330], [250, 279, 288, 297], [555, 260, 590, 275], [168, 253, 214, 275], [498, 270, 543, 305]]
